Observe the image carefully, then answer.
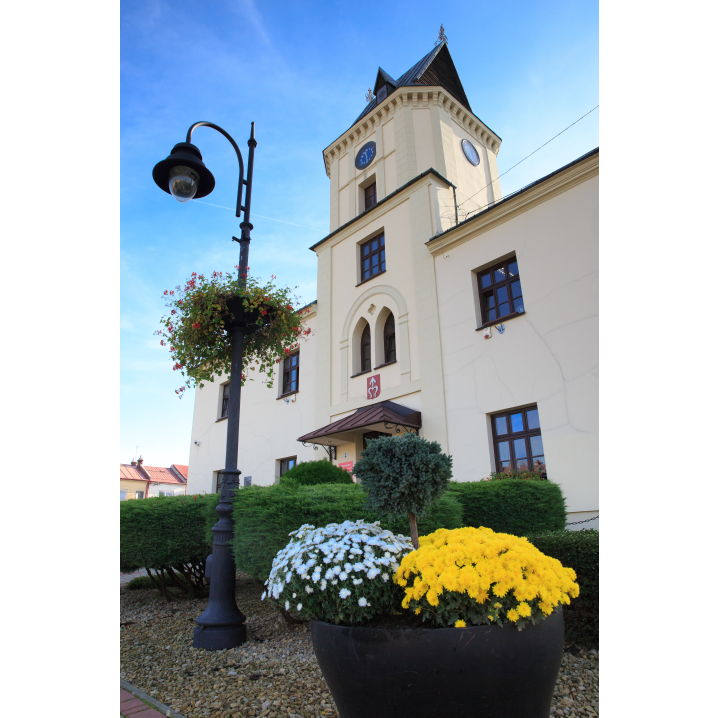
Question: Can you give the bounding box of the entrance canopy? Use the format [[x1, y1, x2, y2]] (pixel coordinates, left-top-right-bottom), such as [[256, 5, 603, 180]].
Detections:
[[297, 401, 421, 449]]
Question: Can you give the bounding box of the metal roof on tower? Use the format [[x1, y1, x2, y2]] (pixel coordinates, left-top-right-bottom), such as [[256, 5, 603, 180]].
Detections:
[[352, 40, 472, 125]]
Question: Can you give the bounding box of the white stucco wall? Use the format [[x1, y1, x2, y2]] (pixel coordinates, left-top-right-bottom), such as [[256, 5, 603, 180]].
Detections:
[[186, 309, 320, 493], [433, 172, 599, 519]]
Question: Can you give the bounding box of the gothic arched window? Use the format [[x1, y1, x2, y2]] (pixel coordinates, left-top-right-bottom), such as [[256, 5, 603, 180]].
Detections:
[[361, 324, 371, 372], [384, 313, 396, 363]]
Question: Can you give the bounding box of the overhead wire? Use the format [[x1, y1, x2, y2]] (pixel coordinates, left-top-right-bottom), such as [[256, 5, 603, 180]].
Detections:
[[447, 104, 599, 221]]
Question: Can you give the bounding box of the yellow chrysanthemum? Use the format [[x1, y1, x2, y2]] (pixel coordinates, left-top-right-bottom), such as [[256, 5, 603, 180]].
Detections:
[[517, 602, 532, 617], [454, 619, 467, 628], [414, 607, 421, 615], [507, 608, 520, 622]]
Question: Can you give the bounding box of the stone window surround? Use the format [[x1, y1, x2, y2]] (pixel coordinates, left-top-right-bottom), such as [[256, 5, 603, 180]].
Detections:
[[340, 284, 411, 404]]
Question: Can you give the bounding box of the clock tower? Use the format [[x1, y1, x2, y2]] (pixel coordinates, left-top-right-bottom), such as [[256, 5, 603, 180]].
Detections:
[[322, 39, 503, 234]]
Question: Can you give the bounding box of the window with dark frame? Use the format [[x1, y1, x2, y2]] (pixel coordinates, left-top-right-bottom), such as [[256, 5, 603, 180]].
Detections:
[[491, 406, 546, 475], [478, 257, 525, 326], [279, 457, 297, 476], [136, 491, 144, 499], [214, 471, 223, 494], [364, 182, 377, 210], [360, 324, 371, 372], [282, 352, 299, 395], [220, 382, 230, 418], [383, 313, 396, 363], [360, 234, 385, 282]]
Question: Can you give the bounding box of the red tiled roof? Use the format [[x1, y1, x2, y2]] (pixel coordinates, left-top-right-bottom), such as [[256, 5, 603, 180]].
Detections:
[[120, 465, 148, 482], [120, 463, 188, 485], [297, 401, 422, 443], [141, 465, 186, 485]]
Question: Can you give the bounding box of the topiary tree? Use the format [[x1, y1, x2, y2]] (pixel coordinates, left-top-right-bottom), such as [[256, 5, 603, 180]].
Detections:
[[352, 433, 453, 549], [279, 459, 353, 486]]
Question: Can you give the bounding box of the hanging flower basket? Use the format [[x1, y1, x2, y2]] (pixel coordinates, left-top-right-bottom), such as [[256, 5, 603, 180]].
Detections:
[[156, 270, 311, 396]]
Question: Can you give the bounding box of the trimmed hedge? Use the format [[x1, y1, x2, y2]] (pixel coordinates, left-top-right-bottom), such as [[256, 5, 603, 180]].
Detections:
[[120, 494, 218, 598], [230, 483, 464, 581], [447, 479, 566, 534], [279, 459, 353, 486], [526, 529, 598, 647]]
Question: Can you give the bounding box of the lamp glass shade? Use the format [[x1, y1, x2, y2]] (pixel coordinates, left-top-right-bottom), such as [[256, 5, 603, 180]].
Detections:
[[169, 166, 199, 202]]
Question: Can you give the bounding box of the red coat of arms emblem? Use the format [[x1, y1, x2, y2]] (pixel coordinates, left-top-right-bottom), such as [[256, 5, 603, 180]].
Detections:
[[367, 374, 381, 400]]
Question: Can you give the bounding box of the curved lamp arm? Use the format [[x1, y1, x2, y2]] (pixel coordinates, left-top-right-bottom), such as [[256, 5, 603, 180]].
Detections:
[[186, 121, 245, 218]]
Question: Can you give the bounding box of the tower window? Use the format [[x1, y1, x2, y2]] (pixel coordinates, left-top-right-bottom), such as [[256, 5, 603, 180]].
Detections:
[[361, 324, 372, 372], [220, 382, 230, 418], [360, 234, 385, 282], [365, 182, 377, 210], [384, 313, 396, 363]]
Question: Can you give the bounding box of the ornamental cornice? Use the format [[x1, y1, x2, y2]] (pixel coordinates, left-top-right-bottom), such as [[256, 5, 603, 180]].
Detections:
[[322, 87, 501, 177], [426, 151, 599, 257]]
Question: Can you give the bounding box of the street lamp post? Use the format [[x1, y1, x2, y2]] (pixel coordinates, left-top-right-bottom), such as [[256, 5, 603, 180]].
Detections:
[[152, 121, 257, 650]]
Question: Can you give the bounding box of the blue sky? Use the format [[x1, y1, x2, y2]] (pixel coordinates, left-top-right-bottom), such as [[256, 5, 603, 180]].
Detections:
[[121, 0, 598, 467]]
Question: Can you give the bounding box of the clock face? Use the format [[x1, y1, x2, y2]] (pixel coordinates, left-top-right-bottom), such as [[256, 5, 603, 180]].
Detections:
[[461, 139, 480, 166], [355, 141, 377, 170]]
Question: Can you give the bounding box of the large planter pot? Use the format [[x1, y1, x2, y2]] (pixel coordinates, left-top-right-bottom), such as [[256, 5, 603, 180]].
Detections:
[[224, 296, 276, 335], [311, 608, 564, 718]]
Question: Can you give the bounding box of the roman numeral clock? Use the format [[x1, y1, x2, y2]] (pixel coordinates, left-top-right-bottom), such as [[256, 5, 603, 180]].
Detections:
[[355, 141, 376, 169]]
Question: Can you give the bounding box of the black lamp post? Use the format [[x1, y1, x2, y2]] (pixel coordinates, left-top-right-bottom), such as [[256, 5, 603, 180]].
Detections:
[[152, 121, 257, 650]]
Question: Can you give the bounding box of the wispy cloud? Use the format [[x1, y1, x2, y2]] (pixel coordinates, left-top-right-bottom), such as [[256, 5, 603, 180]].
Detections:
[[235, 0, 273, 49], [193, 199, 324, 232]]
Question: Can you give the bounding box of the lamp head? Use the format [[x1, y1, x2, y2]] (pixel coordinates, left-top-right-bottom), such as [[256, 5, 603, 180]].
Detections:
[[152, 142, 215, 201]]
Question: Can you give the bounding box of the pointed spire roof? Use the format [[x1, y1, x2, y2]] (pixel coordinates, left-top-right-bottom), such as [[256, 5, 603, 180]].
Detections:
[[354, 40, 472, 124]]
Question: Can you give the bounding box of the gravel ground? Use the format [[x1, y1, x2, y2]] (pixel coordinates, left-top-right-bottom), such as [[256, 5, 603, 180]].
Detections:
[[120, 573, 598, 717]]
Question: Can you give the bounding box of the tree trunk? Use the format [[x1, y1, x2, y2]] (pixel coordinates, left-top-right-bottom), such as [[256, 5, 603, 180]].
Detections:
[[408, 512, 419, 550]]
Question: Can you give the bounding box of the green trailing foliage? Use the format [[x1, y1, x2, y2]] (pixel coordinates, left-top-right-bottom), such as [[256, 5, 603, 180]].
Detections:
[[125, 572, 186, 591], [279, 459, 353, 486], [120, 494, 217, 600], [447, 479, 567, 535], [526, 529, 599, 647], [352, 433, 453, 548], [230, 483, 464, 581]]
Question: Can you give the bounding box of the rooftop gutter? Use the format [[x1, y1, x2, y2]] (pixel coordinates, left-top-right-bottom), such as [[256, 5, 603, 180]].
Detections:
[[427, 147, 599, 246], [309, 168, 455, 252]]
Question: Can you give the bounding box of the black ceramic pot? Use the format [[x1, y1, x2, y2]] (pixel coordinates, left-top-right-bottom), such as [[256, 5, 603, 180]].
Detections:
[[311, 609, 564, 718], [224, 296, 276, 335]]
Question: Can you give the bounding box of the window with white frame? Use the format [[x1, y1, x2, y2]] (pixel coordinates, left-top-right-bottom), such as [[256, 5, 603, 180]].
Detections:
[[120, 490, 127, 501]]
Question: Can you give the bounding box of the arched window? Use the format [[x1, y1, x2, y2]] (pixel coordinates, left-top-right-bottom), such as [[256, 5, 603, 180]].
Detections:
[[384, 312, 396, 363], [361, 324, 371, 372]]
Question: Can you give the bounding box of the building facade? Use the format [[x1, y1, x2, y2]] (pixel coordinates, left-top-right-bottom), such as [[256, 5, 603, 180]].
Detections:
[[186, 41, 598, 527], [120, 458, 188, 499]]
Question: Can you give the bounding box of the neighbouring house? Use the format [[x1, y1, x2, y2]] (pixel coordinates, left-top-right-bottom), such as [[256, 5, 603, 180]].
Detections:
[[185, 39, 599, 529], [119, 457, 188, 500]]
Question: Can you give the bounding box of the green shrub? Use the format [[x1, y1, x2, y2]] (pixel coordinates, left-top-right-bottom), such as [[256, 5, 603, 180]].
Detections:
[[486, 470, 546, 481], [447, 479, 566, 534], [125, 572, 187, 591], [279, 459, 353, 486], [353, 433, 453, 548], [120, 494, 217, 599], [230, 483, 463, 581], [526, 529, 598, 647]]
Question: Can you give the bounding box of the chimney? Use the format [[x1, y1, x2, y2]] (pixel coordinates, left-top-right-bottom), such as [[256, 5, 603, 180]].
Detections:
[[137, 456, 144, 466], [131, 460, 137, 466]]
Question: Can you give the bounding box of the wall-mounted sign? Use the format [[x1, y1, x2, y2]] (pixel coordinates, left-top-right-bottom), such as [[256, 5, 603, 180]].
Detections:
[[367, 374, 381, 399]]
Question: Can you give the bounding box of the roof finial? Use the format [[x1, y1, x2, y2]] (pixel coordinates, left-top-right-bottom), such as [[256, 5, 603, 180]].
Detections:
[[435, 24, 447, 45], [365, 87, 375, 103]]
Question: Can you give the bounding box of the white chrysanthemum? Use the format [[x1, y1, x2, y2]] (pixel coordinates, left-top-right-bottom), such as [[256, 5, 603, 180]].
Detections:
[[331, 579, 338, 585], [297, 603, 303, 612], [352, 578, 363, 585], [320, 579, 327, 591], [358, 597, 368, 607], [353, 562, 364, 572], [344, 563, 352, 573], [339, 571, 348, 581], [292, 593, 297, 598], [367, 568, 380, 580], [285, 600, 290, 610], [305, 586, 314, 594], [339, 588, 351, 599], [382, 573, 389, 582], [261, 591, 266, 600]]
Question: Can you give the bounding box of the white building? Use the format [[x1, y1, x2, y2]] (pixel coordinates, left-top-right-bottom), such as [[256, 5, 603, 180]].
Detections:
[[186, 40, 598, 527]]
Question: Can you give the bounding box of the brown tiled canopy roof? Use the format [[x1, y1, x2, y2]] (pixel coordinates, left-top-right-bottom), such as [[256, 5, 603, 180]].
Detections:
[[297, 401, 421, 446]]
